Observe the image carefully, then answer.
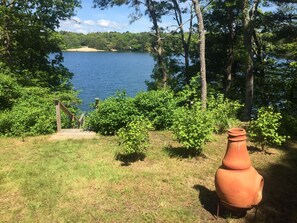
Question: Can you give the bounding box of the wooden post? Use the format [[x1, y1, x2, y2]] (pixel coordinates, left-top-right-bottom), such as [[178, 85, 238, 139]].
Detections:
[[55, 100, 61, 132], [95, 98, 100, 109], [71, 115, 75, 128]]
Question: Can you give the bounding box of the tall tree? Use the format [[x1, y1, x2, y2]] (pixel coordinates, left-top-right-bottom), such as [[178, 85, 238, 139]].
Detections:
[[170, 0, 194, 85], [145, 0, 168, 88], [242, 0, 260, 120], [192, 0, 207, 109], [0, 0, 81, 89], [204, 0, 243, 96]]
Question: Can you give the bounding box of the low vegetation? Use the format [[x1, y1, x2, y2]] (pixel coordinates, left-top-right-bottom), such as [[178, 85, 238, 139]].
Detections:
[[0, 64, 80, 137], [172, 103, 213, 155], [117, 116, 152, 157], [248, 107, 289, 151], [86, 88, 243, 156]]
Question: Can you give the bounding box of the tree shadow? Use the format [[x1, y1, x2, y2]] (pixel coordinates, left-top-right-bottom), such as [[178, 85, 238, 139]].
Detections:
[[115, 152, 146, 166], [193, 185, 247, 219], [248, 145, 263, 154], [246, 141, 297, 223], [163, 145, 206, 159], [248, 145, 278, 155]]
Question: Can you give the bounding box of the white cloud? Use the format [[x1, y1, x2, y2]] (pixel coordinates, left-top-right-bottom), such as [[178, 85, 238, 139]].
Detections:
[[57, 17, 127, 33], [84, 20, 96, 25], [97, 19, 125, 29]]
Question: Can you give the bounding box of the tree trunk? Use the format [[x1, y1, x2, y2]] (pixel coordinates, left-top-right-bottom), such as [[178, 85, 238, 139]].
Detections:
[[0, 1, 13, 66], [192, 0, 207, 109], [172, 0, 193, 85], [146, 0, 167, 88], [242, 0, 259, 121], [224, 8, 235, 96]]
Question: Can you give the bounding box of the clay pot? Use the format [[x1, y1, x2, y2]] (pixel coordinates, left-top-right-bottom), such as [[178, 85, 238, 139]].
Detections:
[[215, 128, 264, 210], [215, 166, 264, 209], [222, 128, 251, 170]]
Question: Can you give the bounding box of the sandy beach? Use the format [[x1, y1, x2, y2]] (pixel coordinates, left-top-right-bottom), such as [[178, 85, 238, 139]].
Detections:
[[64, 47, 105, 52]]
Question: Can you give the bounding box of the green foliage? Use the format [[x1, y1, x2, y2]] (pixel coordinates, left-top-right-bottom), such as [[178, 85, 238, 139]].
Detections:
[[172, 103, 213, 155], [134, 90, 178, 130], [0, 87, 80, 137], [117, 116, 152, 155], [0, 1, 80, 90], [176, 75, 201, 106], [86, 91, 138, 135], [60, 31, 152, 52], [208, 94, 242, 133], [0, 64, 21, 110], [248, 106, 289, 150]]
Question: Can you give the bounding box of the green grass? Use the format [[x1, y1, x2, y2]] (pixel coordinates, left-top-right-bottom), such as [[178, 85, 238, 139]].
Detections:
[[0, 132, 297, 222]]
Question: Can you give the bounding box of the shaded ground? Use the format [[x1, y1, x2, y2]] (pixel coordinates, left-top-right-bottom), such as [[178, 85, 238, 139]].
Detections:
[[249, 141, 297, 223], [0, 132, 296, 222]]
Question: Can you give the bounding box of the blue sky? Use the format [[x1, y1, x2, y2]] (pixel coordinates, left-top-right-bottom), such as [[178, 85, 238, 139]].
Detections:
[[57, 1, 279, 34], [58, 1, 156, 33]]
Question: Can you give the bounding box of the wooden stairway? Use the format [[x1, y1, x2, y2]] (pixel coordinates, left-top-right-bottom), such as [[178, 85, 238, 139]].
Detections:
[[49, 100, 96, 140]]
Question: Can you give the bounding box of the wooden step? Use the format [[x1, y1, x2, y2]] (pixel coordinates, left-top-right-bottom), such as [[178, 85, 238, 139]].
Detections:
[[49, 129, 97, 140]]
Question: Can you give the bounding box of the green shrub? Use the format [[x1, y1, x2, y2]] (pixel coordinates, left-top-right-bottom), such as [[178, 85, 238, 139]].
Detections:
[[117, 116, 152, 156], [0, 87, 80, 137], [134, 90, 178, 130], [172, 103, 213, 155], [208, 94, 242, 133], [86, 91, 138, 135], [0, 111, 13, 135], [176, 75, 201, 106], [0, 64, 21, 110], [248, 106, 289, 150]]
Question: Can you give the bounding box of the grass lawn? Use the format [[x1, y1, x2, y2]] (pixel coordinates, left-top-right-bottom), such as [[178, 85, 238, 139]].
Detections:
[[0, 131, 296, 223]]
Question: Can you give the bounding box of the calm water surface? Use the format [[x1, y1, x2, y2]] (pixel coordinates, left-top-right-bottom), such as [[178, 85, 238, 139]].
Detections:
[[62, 52, 154, 111]]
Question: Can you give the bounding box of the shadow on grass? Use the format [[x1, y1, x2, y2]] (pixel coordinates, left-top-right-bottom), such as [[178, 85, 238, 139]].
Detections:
[[115, 152, 146, 166], [163, 145, 205, 159], [248, 145, 281, 156], [248, 145, 263, 154], [247, 141, 297, 223], [193, 185, 218, 216], [193, 185, 247, 220]]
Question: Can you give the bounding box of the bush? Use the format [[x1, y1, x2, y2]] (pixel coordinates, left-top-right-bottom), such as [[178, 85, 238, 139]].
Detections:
[[172, 103, 213, 155], [117, 116, 152, 156], [86, 91, 138, 135], [176, 75, 201, 106], [0, 87, 80, 137], [208, 94, 242, 133], [134, 90, 178, 130], [248, 106, 289, 150], [0, 64, 21, 110]]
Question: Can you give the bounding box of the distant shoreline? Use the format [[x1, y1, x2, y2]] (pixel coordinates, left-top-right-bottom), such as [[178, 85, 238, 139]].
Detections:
[[64, 47, 106, 52]]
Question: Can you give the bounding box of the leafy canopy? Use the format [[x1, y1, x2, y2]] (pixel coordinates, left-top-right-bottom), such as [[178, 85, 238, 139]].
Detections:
[[0, 0, 81, 89]]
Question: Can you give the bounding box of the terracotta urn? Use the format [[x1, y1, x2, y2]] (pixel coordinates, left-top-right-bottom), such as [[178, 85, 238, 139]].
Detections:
[[215, 128, 264, 210], [222, 128, 251, 170]]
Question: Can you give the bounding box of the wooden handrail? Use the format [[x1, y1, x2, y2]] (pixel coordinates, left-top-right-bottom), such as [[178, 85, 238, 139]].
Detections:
[[78, 112, 86, 129], [54, 100, 84, 132]]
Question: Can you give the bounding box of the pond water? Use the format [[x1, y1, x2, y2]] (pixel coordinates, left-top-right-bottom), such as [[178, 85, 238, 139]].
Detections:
[[62, 52, 154, 111]]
